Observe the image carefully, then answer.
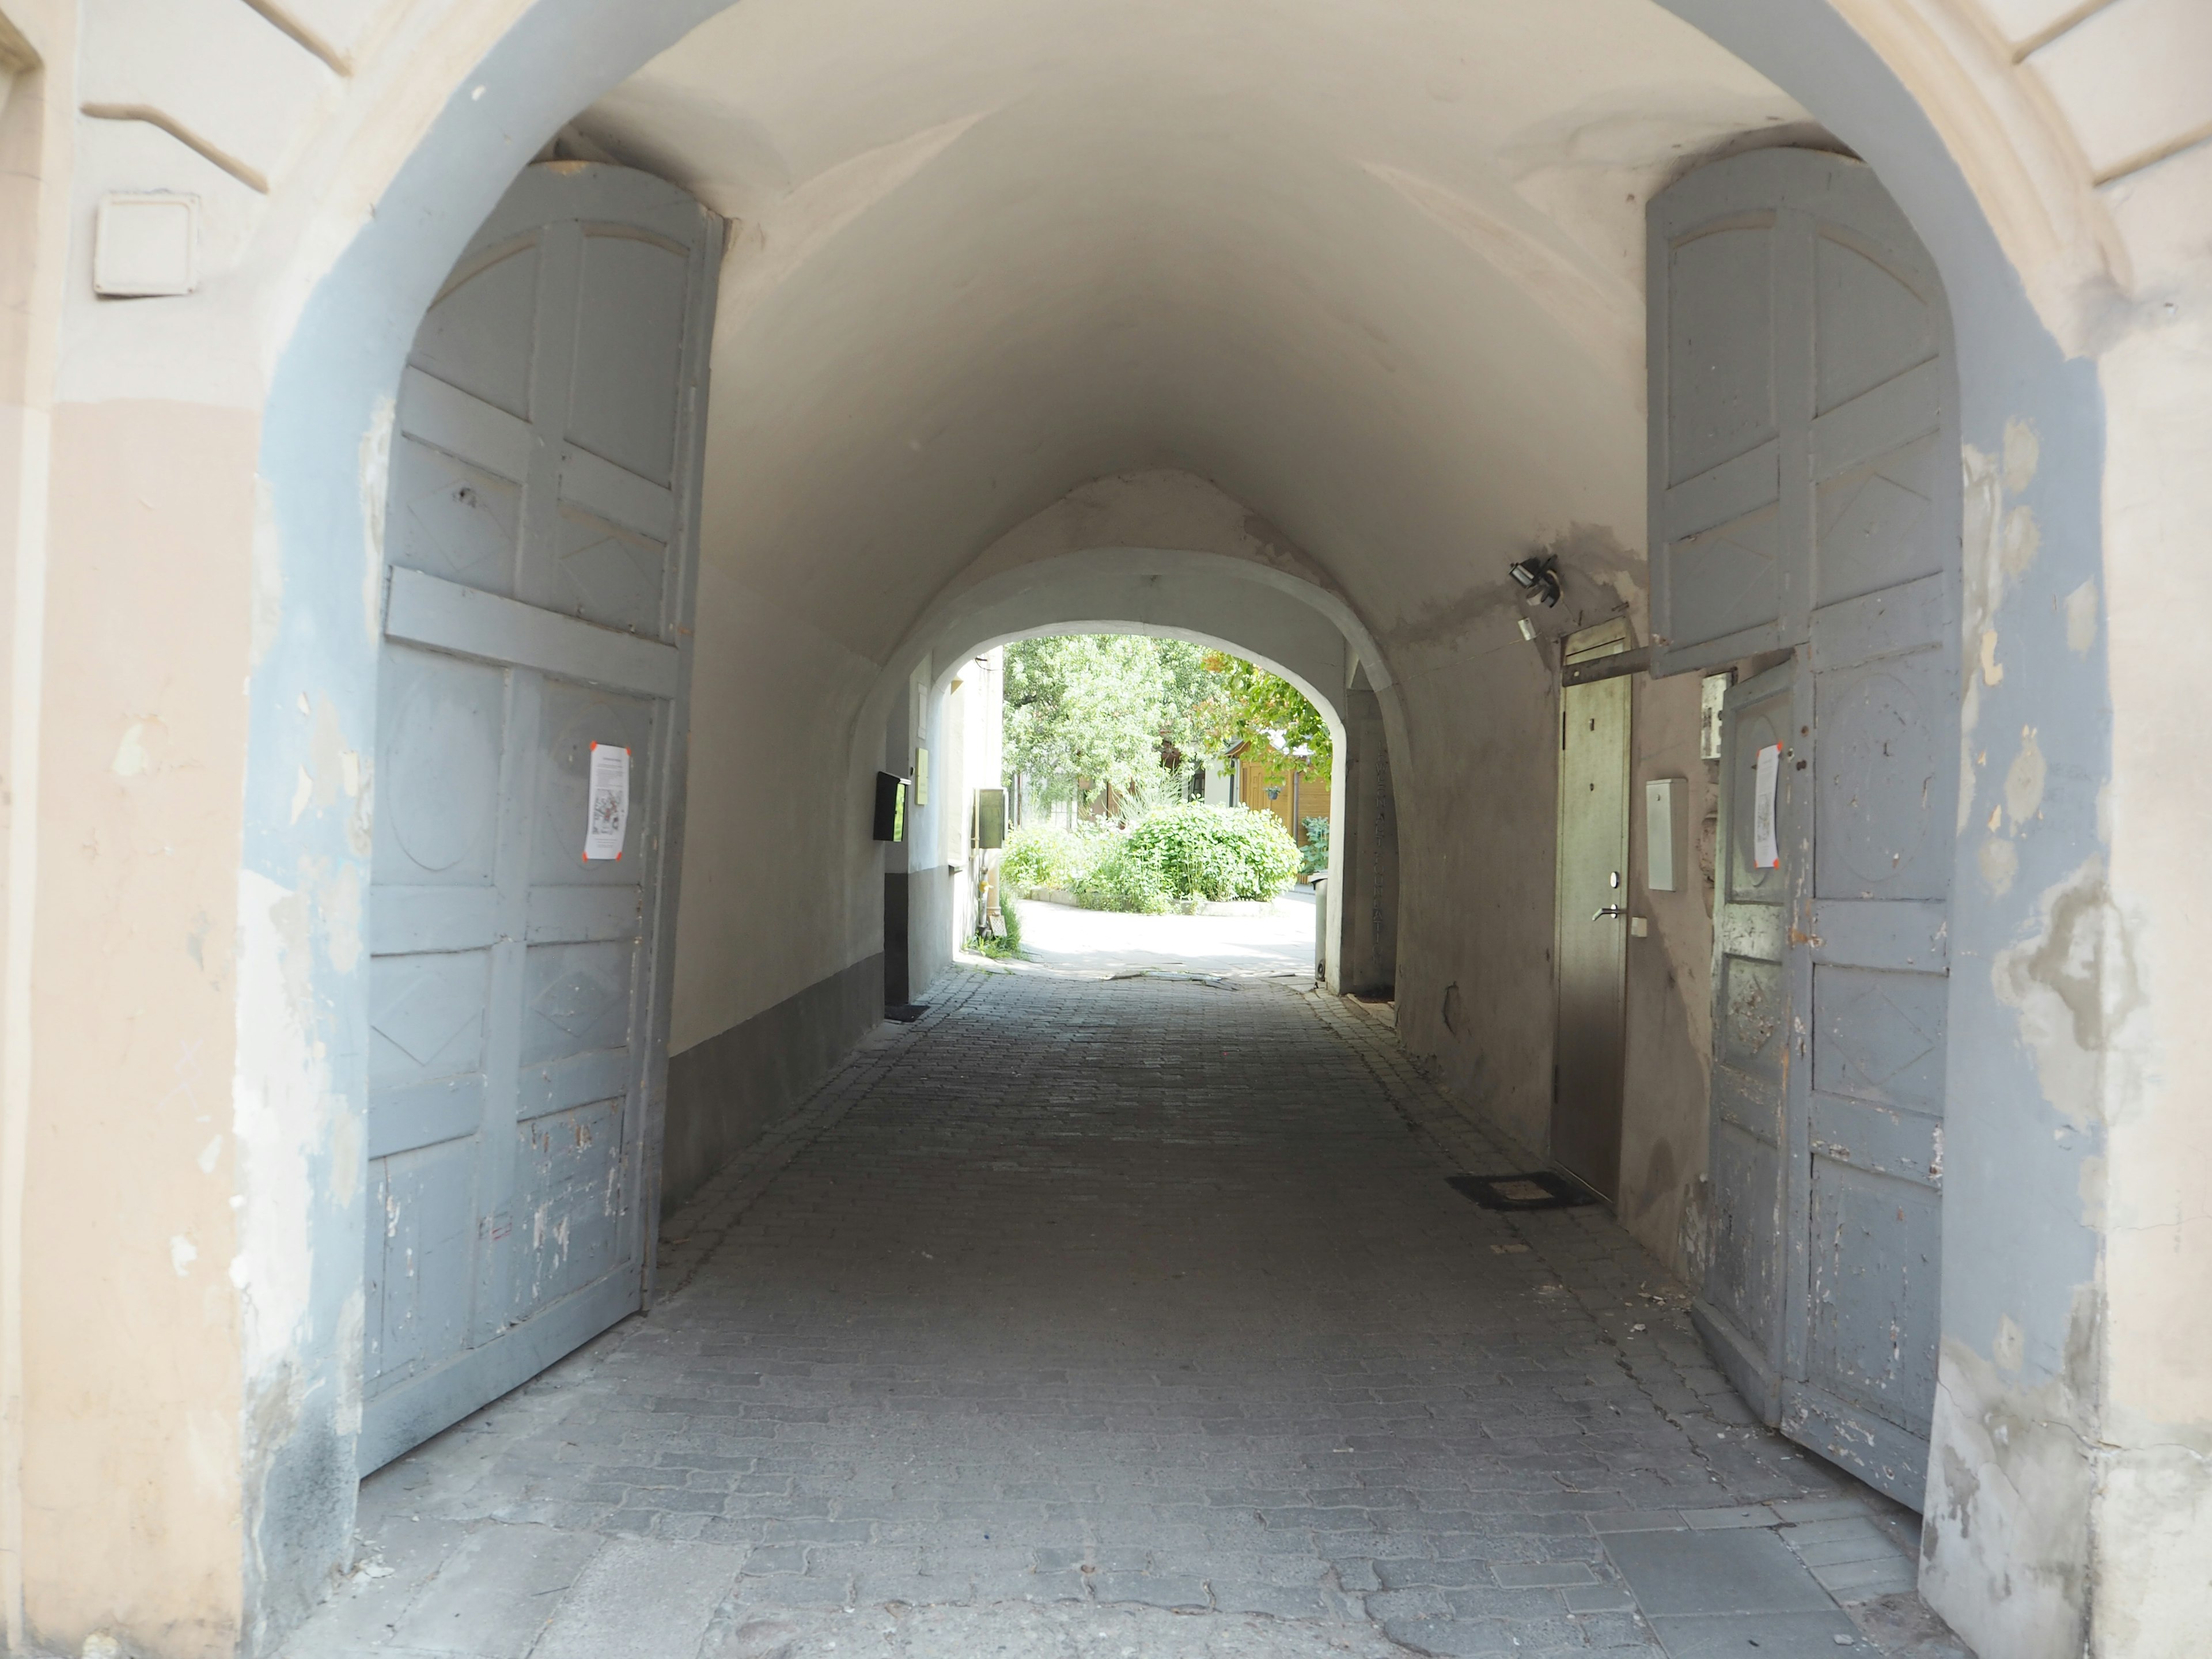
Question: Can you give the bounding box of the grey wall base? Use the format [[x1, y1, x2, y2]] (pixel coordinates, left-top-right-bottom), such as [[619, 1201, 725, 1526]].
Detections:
[[661, 952, 886, 1212], [884, 872, 911, 1006]]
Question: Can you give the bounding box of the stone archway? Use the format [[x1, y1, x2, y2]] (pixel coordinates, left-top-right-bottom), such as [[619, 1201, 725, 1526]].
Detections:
[[233, 9, 2118, 1647], [12, 1, 2192, 1654]]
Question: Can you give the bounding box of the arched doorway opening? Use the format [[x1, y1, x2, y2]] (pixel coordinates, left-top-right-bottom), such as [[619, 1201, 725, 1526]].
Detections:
[[11, 0, 2166, 1653]]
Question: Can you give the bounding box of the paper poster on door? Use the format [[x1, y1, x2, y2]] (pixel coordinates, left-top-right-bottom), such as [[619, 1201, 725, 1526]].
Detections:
[[1752, 741, 1782, 869], [585, 742, 630, 861]]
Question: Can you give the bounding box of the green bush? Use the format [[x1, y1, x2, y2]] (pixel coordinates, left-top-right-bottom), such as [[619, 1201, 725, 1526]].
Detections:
[[1001, 824, 1097, 892], [1073, 838, 1173, 912], [1299, 815, 1330, 878], [1119, 804, 1300, 904], [1009, 806, 1297, 911]]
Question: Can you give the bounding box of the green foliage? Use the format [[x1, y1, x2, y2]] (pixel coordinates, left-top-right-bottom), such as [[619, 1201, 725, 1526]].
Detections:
[[998, 632, 1332, 818], [1001, 824, 1096, 892], [1047, 805, 1298, 911], [1299, 815, 1331, 878], [968, 886, 1026, 959], [1072, 836, 1173, 913], [1003, 635, 1213, 808], [1200, 652, 1332, 785], [1126, 804, 1300, 902], [1005, 808, 1297, 911]]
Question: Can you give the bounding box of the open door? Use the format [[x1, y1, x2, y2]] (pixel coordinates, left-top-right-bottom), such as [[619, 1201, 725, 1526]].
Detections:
[[1651, 149, 1957, 1507], [361, 162, 722, 1471]]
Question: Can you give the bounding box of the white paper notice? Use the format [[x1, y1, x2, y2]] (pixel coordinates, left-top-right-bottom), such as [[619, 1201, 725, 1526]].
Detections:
[[1752, 741, 1782, 870], [584, 742, 630, 861]]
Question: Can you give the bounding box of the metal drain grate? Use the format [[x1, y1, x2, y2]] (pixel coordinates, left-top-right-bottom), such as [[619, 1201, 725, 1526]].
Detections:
[[1446, 1171, 1598, 1211]]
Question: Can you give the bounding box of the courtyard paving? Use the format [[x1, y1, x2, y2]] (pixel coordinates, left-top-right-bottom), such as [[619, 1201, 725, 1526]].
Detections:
[[286, 957, 1969, 1659]]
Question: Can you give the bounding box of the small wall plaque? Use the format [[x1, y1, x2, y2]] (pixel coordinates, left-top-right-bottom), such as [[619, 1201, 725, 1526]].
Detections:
[[94, 194, 199, 298]]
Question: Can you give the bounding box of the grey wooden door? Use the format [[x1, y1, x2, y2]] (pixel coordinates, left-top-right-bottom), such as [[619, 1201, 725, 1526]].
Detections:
[[361, 162, 722, 1472], [1651, 149, 1956, 1507], [1701, 658, 1798, 1418], [1552, 624, 1633, 1200]]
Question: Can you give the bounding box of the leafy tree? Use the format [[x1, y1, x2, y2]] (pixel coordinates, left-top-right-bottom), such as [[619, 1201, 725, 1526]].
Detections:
[[1001, 632, 1332, 809], [1199, 653, 1332, 785], [1003, 634, 1211, 809]]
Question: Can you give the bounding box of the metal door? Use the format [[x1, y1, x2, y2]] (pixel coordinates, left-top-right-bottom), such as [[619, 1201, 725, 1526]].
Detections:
[[361, 162, 722, 1471], [1652, 149, 1956, 1506], [1552, 624, 1632, 1200]]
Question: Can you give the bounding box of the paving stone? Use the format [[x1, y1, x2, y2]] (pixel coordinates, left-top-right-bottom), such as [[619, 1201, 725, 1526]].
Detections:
[[283, 967, 1963, 1659], [1604, 1527, 1836, 1619], [1086, 1571, 1210, 1610], [1207, 1578, 1330, 1618], [1772, 1497, 1878, 1524], [1378, 1615, 1520, 1656], [1493, 1560, 1597, 1586], [533, 1539, 747, 1659], [389, 1525, 602, 1658], [1565, 1584, 1640, 1613], [1809, 1555, 1921, 1598], [1650, 1609, 1865, 1654], [1684, 1504, 1781, 1530]]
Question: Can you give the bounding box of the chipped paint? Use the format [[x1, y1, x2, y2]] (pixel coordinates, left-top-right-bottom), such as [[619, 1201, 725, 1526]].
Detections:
[[1977, 836, 2017, 895], [2005, 726, 2046, 825], [358, 397, 393, 649], [1977, 628, 2003, 686], [1993, 1313, 2024, 1372], [2063, 580, 2098, 655], [111, 719, 156, 777], [230, 870, 327, 1384], [1923, 1308, 2097, 1659], [1991, 858, 2139, 1132], [2002, 418, 2039, 495], [2002, 504, 2039, 580]]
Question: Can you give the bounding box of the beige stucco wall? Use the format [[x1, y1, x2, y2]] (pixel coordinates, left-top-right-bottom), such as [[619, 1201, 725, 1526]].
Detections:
[[22, 402, 256, 1653]]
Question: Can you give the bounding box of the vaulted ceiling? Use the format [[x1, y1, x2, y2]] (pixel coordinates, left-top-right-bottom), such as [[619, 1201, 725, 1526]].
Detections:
[[571, 0, 1820, 666]]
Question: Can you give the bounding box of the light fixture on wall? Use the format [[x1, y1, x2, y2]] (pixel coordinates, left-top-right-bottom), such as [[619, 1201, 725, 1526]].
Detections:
[[1508, 554, 1562, 608]]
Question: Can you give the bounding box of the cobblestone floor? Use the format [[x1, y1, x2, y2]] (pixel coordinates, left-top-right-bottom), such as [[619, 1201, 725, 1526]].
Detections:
[[287, 963, 1968, 1659]]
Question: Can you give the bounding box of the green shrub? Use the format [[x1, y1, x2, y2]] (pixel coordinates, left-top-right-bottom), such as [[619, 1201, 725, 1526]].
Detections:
[[1012, 806, 1298, 911], [1073, 836, 1172, 913], [1001, 824, 1097, 892], [998, 891, 1022, 954], [1119, 804, 1300, 903], [1299, 815, 1330, 878]]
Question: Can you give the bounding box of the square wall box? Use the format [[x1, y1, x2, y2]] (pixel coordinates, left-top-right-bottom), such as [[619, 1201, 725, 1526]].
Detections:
[[1646, 777, 1687, 893], [94, 194, 199, 298]]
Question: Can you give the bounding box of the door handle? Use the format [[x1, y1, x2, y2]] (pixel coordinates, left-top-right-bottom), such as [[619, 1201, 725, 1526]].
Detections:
[[1592, 905, 1627, 921]]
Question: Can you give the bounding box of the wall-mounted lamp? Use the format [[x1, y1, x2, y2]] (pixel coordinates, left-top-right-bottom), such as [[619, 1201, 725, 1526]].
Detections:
[[1508, 554, 1562, 608]]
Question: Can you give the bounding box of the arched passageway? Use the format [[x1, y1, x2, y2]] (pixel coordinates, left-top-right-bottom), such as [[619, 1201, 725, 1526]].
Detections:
[[6, 1, 2208, 1657]]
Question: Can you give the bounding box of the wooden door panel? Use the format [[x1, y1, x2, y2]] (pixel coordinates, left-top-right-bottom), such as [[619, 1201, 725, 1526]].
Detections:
[[1656, 148, 1956, 1512], [359, 163, 720, 1474]]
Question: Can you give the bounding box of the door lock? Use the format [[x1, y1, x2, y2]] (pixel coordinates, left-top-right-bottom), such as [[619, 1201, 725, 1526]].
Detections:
[[1592, 905, 1628, 921]]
